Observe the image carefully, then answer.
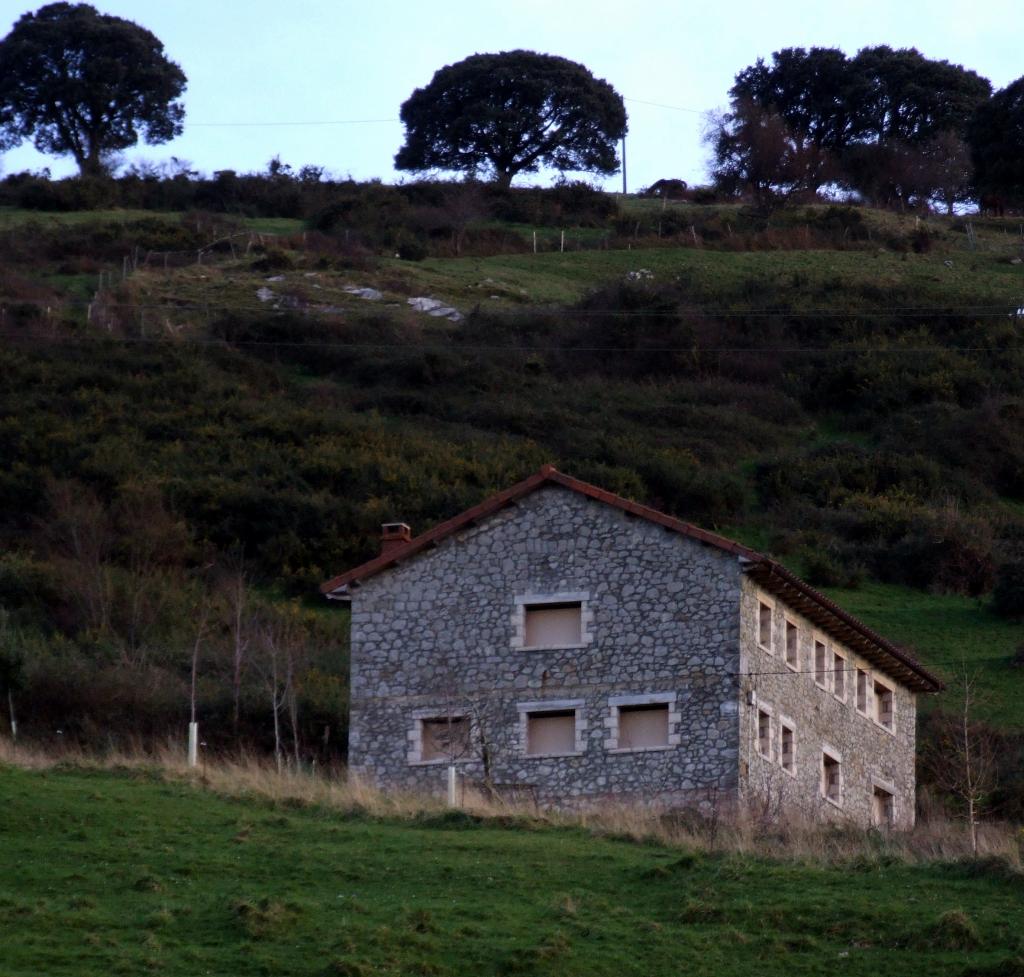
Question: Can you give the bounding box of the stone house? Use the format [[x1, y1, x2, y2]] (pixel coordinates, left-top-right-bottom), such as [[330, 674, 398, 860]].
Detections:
[[321, 466, 942, 828]]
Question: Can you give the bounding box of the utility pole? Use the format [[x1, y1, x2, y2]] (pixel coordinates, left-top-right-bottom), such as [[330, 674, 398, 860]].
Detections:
[[621, 136, 627, 196]]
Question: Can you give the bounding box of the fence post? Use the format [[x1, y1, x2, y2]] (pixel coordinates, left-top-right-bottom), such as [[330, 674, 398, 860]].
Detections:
[[532, 231, 537, 254], [447, 765, 458, 807], [560, 230, 565, 253]]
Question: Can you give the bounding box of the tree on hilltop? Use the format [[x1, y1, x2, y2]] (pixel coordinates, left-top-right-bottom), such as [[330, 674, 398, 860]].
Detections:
[[969, 76, 1024, 208], [0, 3, 187, 177], [716, 45, 991, 209], [394, 50, 627, 189]]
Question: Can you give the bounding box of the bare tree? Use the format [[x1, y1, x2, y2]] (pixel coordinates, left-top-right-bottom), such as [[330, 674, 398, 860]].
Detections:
[[0, 612, 25, 744], [257, 623, 289, 773], [925, 665, 999, 854], [256, 609, 308, 773], [434, 665, 505, 791]]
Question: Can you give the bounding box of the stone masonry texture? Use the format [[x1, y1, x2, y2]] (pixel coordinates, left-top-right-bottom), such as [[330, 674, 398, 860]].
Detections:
[[738, 580, 917, 828], [345, 483, 919, 822]]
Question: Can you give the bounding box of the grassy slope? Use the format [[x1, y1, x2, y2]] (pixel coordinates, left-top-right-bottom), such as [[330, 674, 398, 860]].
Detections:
[[382, 245, 1024, 309], [2, 766, 1022, 977], [4, 205, 1024, 731]]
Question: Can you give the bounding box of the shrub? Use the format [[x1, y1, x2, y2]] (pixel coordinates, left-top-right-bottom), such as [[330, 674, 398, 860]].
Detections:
[[879, 509, 995, 596], [924, 908, 980, 950], [802, 548, 864, 589]]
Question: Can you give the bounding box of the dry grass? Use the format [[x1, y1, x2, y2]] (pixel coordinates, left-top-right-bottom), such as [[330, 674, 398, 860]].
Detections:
[[2, 736, 1020, 868]]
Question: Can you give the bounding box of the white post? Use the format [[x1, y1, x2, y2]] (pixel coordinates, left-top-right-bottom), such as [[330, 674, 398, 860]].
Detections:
[[560, 230, 565, 253], [188, 721, 199, 768], [532, 231, 537, 254], [447, 765, 458, 807]]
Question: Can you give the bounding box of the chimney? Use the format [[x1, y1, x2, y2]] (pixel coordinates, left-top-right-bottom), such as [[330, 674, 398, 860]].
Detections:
[[380, 522, 412, 555]]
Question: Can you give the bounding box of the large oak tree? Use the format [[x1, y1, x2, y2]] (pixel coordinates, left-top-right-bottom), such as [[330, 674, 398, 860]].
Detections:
[[0, 3, 186, 177], [394, 50, 627, 189], [716, 45, 990, 209]]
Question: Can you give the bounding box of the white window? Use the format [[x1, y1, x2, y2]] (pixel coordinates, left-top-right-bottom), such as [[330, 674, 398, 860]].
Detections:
[[606, 693, 678, 752], [618, 704, 669, 749], [873, 784, 895, 827], [814, 639, 828, 688], [780, 721, 795, 775], [758, 600, 773, 652], [757, 708, 773, 759], [874, 679, 894, 731], [519, 700, 585, 757], [513, 593, 591, 649], [784, 620, 799, 670], [856, 668, 870, 715], [832, 650, 847, 701], [821, 749, 842, 806]]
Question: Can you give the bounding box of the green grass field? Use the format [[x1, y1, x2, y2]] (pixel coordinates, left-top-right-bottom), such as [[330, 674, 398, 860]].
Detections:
[[384, 245, 1024, 310], [1, 766, 1022, 977]]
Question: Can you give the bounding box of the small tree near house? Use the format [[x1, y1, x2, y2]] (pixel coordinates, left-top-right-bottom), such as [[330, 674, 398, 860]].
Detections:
[[924, 665, 998, 855], [0, 614, 26, 743]]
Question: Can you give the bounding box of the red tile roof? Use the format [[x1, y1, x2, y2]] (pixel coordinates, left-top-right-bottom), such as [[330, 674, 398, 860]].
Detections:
[[321, 465, 943, 693]]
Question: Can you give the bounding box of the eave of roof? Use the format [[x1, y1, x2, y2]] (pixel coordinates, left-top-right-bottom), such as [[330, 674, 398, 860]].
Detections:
[[321, 465, 944, 694]]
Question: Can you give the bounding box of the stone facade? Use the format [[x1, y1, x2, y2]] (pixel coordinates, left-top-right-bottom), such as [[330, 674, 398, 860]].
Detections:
[[349, 485, 741, 805], [738, 582, 917, 828], [340, 479, 923, 825]]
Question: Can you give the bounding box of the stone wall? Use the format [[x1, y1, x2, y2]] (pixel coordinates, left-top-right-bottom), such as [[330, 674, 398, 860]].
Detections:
[[737, 579, 918, 828], [348, 485, 743, 805]]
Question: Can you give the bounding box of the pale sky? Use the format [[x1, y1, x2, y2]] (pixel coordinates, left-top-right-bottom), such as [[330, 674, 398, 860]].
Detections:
[[2, 0, 1022, 191]]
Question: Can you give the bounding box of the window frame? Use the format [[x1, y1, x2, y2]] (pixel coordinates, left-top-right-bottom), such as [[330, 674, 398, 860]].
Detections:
[[832, 648, 848, 702], [512, 593, 592, 651], [813, 635, 829, 690], [784, 619, 800, 671], [605, 693, 679, 753], [871, 777, 897, 828], [407, 709, 473, 766], [855, 666, 871, 716], [756, 703, 774, 761], [779, 716, 796, 776], [821, 746, 843, 808], [518, 699, 586, 758], [873, 678, 896, 734], [757, 598, 775, 655]]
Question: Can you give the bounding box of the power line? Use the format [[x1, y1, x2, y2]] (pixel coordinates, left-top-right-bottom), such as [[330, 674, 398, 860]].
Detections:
[[624, 96, 705, 116], [186, 117, 399, 128]]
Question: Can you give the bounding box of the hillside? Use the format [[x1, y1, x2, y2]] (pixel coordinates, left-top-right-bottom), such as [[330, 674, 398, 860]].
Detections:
[[1, 764, 1022, 977], [1, 189, 1024, 766]]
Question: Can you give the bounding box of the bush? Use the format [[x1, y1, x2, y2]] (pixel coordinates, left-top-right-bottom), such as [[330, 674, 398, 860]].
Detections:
[[924, 908, 980, 950], [802, 548, 865, 589]]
